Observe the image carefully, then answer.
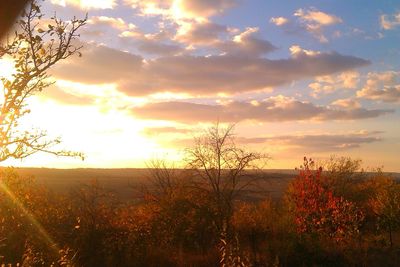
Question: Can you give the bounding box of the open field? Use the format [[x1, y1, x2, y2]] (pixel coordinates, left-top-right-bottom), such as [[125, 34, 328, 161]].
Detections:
[[4, 168, 400, 201], [3, 168, 296, 201]]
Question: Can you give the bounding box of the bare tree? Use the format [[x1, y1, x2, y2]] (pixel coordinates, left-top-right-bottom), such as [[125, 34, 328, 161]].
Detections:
[[185, 123, 267, 266], [0, 0, 86, 162], [145, 158, 181, 199]]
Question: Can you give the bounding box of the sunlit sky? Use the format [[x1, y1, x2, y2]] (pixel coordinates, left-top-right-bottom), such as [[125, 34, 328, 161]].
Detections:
[[1, 0, 400, 171]]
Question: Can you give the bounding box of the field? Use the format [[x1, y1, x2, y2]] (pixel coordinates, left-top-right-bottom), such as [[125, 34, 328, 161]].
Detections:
[[5, 167, 400, 201], [6, 168, 298, 201]]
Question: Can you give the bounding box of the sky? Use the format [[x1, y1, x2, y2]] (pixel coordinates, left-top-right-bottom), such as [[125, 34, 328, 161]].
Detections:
[[1, 0, 400, 171]]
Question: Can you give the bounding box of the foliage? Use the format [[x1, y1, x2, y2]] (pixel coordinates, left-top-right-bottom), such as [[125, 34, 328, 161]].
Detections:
[[321, 155, 367, 202], [0, 0, 85, 162], [286, 157, 364, 243], [0, 157, 400, 266], [367, 173, 400, 247]]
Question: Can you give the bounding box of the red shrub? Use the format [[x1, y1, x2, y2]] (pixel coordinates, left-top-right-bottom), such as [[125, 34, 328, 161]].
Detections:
[[287, 158, 364, 242]]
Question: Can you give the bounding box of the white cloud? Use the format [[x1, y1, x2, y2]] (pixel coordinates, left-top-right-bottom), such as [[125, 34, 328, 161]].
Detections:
[[176, 0, 237, 20], [276, 7, 344, 43], [331, 98, 361, 109], [119, 25, 184, 56], [88, 16, 127, 30], [270, 17, 289, 26], [309, 71, 360, 98], [357, 71, 400, 102], [51, 0, 116, 9], [380, 12, 400, 30], [125, 0, 237, 21], [124, 0, 239, 52], [294, 8, 342, 25], [289, 45, 321, 57]]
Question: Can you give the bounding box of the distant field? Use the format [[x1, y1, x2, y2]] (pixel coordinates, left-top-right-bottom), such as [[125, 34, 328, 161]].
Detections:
[[2, 168, 399, 201], [0, 168, 297, 201]]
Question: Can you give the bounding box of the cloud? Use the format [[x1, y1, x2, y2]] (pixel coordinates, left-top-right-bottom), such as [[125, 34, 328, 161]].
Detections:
[[380, 12, 400, 30], [177, 0, 237, 19], [331, 98, 361, 109], [308, 71, 360, 98], [38, 80, 132, 111], [217, 27, 277, 57], [175, 21, 229, 45], [141, 126, 191, 136], [270, 17, 289, 26], [88, 16, 127, 30], [50, 44, 143, 84], [123, 0, 240, 52], [125, 0, 237, 21], [121, 49, 368, 95], [238, 131, 382, 152], [130, 95, 393, 123], [41, 85, 96, 106], [137, 41, 184, 56], [83, 16, 132, 37], [357, 71, 400, 102], [162, 130, 383, 152], [120, 26, 184, 56], [294, 8, 342, 26], [176, 24, 276, 57], [294, 8, 342, 43], [272, 8, 342, 43], [51, 43, 369, 96], [289, 45, 321, 57], [50, 0, 116, 9]]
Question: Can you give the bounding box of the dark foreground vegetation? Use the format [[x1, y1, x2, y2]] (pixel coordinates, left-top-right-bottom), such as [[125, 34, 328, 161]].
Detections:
[[0, 155, 399, 266]]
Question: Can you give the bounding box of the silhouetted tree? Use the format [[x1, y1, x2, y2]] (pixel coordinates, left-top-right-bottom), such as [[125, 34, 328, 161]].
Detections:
[[185, 123, 267, 266], [0, 0, 85, 161]]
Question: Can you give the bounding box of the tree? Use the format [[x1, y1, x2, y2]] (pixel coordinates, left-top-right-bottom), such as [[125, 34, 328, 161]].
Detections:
[[320, 155, 366, 202], [286, 157, 364, 243], [368, 173, 400, 247], [185, 123, 267, 266], [141, 158, 218, 265], [0, 0, 85, 162]]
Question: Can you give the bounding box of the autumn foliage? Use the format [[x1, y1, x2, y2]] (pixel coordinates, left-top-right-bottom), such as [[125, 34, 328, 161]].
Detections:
[[286, 157, 364, 242], [0, 155, 399, 266]]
